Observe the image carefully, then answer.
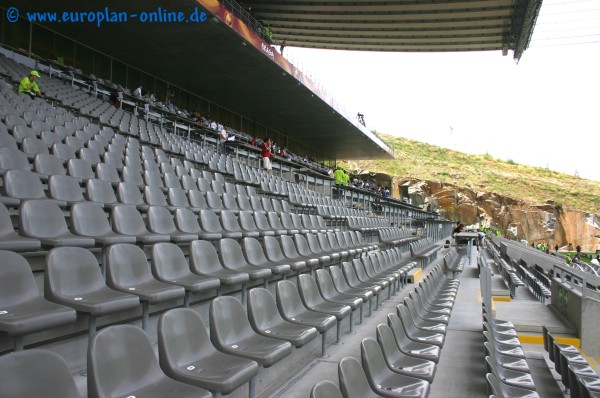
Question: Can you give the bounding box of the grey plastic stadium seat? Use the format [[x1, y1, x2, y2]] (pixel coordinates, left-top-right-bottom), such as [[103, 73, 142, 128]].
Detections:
[[263, 235, 308, 273], [484, 342, 531, 373], [158, 308, 259, 396], [278, 212, 300, 235], [485, 356, 536, 391], [88, 324, 212, 398], [70, 201, 136, 245], [342, 262, 382, 309], [144, 185, 171, 208], [295, 233, 330, 266], [48, 174, 86, 204], [0, 129, 18, 149], [200, 209, 242, 239], [338, 356, 382, 398], [116, 181, 148, 209], [22, 137, 49, 157], [175, 208, 222, 240], [242, 237, 292, 276], [486, 373, 540, 398], [248, 287, 318, 347], [0, 251, 76, 350], [122, 165, 145, 187], [219, 238, 272, 284], [221, 209, 258, 237], [210, 296, 292, 367], [86, 178, 119, 208], [147, 205, 198, 243], [279, 234, 319, 270], [188, 189, 209, 209], [19, 199, 95, 247], [311, 380, 343, 398], [275, 279, 336, 356], [238, 210, 275, 237], [361, 337, 430, 398], [45, 247, 139, 337], [329, 265, 373, 317], [34, 153, 66, 176], [298, 273, 351, 343], [3, 169, 55, 205], [396, 305, 445, 347], [0, 349, 80, 398], [401, 301, 448, 335], [387, 314, 440, 363], [168, 187, 196, 210], [190, 239, 249, 286], [11, 124, 36, 142], [376, 324, 437, 383], [255, 211, 286, 235], [106, 243, 185, 331], [95, 162, 120, 185], [67, 158, 95, 180], [111, 204, 170, 244], [0, 202, 41, 251], [404, 296, 449, 325], [151, 243, 220, 307], [315, 269, 363, 332], [0, 147, 30, 174]]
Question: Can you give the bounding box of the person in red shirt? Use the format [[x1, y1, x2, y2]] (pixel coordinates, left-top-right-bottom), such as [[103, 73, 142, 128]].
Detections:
[[261, 138, 272, 173]]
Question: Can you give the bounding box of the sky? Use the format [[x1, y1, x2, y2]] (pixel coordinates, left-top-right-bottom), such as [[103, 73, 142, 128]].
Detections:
[[282, 0, 600, 182]]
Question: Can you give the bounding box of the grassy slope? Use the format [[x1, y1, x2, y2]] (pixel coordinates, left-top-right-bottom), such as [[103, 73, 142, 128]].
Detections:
[[340, 133, 600, 215]]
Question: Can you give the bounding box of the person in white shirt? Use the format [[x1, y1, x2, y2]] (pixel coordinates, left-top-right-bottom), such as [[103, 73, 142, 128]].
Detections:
[[209, 121, 217, 130], [219, 127, 228, 155], [133, 85, 142, 97]]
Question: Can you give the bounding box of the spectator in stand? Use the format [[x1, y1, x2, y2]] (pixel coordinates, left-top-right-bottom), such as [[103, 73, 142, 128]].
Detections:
[[383, 187, 390, 198], [279, 147, 286, 157], [342, 170, 350, 186], [133, 84, 143, 98], [280, 40, 287, 55], [219, 126, 228, 155], [19, 70, 43, 98], [111, 85, 124, 107], [333, 167, 345, 186], [576, 244, 581, 254], [209, 120, 217, 130], [261, 138, 273, 173], [149, 93, 157, 102], [554, 244, 559, 253]]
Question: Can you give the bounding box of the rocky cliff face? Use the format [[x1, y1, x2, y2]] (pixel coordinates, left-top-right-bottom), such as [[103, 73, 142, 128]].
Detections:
[[394, 177, 600, 252]]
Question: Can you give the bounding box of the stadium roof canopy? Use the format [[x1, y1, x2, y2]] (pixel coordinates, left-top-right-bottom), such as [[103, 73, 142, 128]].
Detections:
[[244, 0, 543, 60], [11, 0, 541, 160]]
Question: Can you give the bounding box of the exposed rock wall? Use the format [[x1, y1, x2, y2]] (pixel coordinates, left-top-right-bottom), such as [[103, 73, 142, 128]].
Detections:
[[395, 177, 600, 252]]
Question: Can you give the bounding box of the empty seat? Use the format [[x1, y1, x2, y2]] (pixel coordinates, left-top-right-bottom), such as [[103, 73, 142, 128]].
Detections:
[[200, 209, 242, 239], [174, 208, 222, 240], [45, 247, 139, 338], [361, 337, 430, 398], [0, 147, 30, 174], [248, 287, 318, 348], [147, 205, 198, 243], [19, 199, 95, 247], [96, 162, 120, 185], [48, 174, 86, 204], [376, 323, 437, 383], [219, 238, 272, 283], [238, 210, 274, 237], [106, 243, 185, 331], [86, 178, 119, 208], [387, 313, 440, 363], [158, 308, 259, 396], [310, 380, 344, 398], [67, 158, 95, 180], [338, 356, 382, 398], [221, 209, 258, 238], [151, 243, 220, 307], [0, 251, 76, 350], [33, 153, 66, 176], [189, 239, 249, 286], [3, 169, 54, 206], [263, 235, 308, 273], [276, 280, 336, 357], [396, 305, 445, 347], [0, 349, 80, 397], [111, 204, 170, 244], [70, 201, 137, 245], [242, 237, 292, 276], [315, 269, 363, 332], [0, 202, 41, 251], [116, 181, 147, 209], [210, 296, 292, 367], [486, 373, 539, 398], [22, 137, 49, 157], [329, 265, 374, 317], [88, 324, 212, 398]]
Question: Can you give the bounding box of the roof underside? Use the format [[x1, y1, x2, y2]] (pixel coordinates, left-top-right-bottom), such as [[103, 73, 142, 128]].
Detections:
[[245, 0, 543, 59]]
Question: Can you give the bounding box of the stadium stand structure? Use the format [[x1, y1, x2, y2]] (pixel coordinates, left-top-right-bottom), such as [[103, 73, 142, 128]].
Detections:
[[2, 2, 600, 397]]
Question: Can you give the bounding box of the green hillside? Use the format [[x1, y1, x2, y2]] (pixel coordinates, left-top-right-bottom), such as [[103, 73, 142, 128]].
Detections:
[[339, 133, 600, 215]]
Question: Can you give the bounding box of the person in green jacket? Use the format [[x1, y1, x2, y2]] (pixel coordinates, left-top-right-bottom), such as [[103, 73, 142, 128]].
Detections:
[[333, 168, 345, 185], [19, 70, 43, 98]]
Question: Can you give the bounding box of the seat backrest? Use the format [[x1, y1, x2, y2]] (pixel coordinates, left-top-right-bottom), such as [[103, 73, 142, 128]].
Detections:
[[46, 247, 106, 298], [88, 325, 164, 398], [376, 323, 404, 364], [199, 209, 223, 233], [220, 210, 242, 232], [298, 274, 324, 307], [4, 169, 47, 200], [248, 287, 285, 330], [315, 269, 339, 300], [34, 153, 66, 175], [387, 313, 411, 346], [116, 181, 144, 206], [71, 202, 114, 237], [263, 236, 287, 263], [276, 280, 306, 318], [111, 205, 149, 235], [306, 233, 324, 254], [0, 349, 80, 398], [19, 200, 70, 239], [0, 202, 18, 237], [144, 185, 168, 206], [174, 208, 202, 234], [219, 238, 248, 270], [361, 337, 389, 388], [310, 380, 343, 398], [151, 242, 192, 281], [67, 158, 94, 180], [147, 206, 177, 234], [338, 356, 377, 398], [280, 234, 301, 258], [0, 250, 39, 305], [106, 243, 156, 286], [342, 261, 362, 287], [48, 174, 85, 203], [158, 308, 217, 371], [0, 147, 30, 171], [242, 237, 269, 266], [210, 296, 254, 345], [86, 178, 117, 204], [96, 163, 120, 184], [486, 373, 505, 398], [190, 239, 226, 274], [168, 187, 190, 207]]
